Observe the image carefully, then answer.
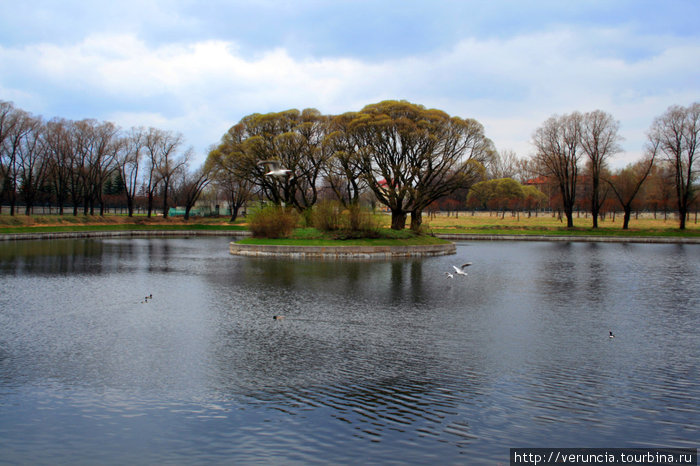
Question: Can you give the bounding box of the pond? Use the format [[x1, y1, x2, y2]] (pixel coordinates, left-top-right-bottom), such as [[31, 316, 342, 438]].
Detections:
[[0, 237, 698, 464]]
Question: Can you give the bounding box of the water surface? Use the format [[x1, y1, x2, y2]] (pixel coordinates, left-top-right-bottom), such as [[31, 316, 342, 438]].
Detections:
[[1, 237, 698, 464]]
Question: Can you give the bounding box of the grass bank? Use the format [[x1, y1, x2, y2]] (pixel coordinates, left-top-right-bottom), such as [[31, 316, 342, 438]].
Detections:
[[0, 214, 247, 234], [423, 212, 700, 238], [1, 212, 698, 239]]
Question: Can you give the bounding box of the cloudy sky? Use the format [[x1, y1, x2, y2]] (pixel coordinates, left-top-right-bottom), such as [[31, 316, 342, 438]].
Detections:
[[1, 0, 698, 167]]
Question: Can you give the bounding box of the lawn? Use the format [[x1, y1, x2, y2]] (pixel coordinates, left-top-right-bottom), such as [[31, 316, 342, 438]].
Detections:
[[420, 211, 700, 237], [1, 211, 698, 238], [0, 214, 247, 234]]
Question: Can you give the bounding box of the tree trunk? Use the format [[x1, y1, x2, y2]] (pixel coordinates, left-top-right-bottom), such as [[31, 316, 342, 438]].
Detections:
[[410, 210, 422, 232], [592, 205, 599, 228], [162, 184, 169, 219], [622, 207, 631, 230], [391, 210, 407, 230], [564, 207, 574, 228], [147, 192, 153, 218], [679, 206, 686, 230], [229, 204, 239, 223]]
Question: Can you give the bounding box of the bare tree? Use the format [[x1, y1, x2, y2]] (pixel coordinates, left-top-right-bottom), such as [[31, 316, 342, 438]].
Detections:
[[143, 128, 185, 217], [115, 127, 146, 216], [648, 102, 699, 229], [44, 118, 75, 215], [87, 121, 120, 215], [17, 115, 48, 215], [488, 148, 520, 180], [2, 107, 35, 215], [513, 157, 536, 184], [69, 120, 94, 215], [177, 166, 212, 220], [205, 136, 255, 222], [605, 147, 657, 230], [0, 101, 18, 212], [532, 112, 583, 228], [158, 145, 189, 219], [580, 110, 623, 228]]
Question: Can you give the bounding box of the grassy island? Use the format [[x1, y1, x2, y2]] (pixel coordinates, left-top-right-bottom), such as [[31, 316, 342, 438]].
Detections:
[[237, 227, 451, 246]]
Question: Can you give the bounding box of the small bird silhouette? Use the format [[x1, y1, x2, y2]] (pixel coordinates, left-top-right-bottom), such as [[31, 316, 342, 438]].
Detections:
[[609, 331, 615, 338]]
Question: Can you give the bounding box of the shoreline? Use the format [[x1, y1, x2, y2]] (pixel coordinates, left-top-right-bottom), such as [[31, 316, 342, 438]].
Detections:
[[436, 233, 700, 244], [0, 230, 252, 241], [229, 242, 456, 258], [1, 229, 698, 244]]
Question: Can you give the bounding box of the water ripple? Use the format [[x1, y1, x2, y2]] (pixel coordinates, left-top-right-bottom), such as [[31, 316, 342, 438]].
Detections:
[[1, 238, 698, 464]]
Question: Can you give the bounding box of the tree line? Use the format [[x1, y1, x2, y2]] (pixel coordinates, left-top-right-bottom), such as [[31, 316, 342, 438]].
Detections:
[[3, 97, 697, 231], [0, 100, 210, 219], [207, 100, 698, 231], [528, 104, 699, 230]]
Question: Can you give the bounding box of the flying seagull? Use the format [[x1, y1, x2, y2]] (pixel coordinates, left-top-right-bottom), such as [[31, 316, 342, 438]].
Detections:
[[452, 265, 468, 276], [258, 160, 292, 178], [444, 272, 454, 279], [609, 330, 615, 338]]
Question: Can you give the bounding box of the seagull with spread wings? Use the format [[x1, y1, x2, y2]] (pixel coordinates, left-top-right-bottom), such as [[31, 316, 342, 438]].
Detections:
[[452, 262, 471, 276], [258, 160, 292, 178]]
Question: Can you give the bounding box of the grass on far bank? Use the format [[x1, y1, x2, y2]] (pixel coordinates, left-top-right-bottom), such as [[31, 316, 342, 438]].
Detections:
[[0, 213, 247, 234], [1, 210, 698, 238], [422, 211, 700, 237]]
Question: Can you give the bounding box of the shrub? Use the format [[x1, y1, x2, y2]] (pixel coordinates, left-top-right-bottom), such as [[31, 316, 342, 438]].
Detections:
[[313, 200, 343, 231], [311, 201, 380, 238], [299, 208, 314, 228], [344, 203, 380, 234], [248, 205, 299, 238]]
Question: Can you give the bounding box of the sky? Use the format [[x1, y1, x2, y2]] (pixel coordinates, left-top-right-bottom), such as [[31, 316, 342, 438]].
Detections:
[[1, 0, 699, 168]]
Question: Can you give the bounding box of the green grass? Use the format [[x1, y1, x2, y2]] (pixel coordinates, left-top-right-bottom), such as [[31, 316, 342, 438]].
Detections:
[[238, 228, 451, 246], [2, 212, 698, 239], [0, 223, 247, 234], [431, 225, 700, 237]]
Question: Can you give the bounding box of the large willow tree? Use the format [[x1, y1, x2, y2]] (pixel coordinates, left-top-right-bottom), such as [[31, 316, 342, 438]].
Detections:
[[210, 108, 329, 211], [349, 100, 493, 230], [211, 101, 493, 230]]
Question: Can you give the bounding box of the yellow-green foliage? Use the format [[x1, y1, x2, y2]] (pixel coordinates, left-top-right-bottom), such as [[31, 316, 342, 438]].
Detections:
[[312, 201, 380, 237], [248, 205, 299, 238]]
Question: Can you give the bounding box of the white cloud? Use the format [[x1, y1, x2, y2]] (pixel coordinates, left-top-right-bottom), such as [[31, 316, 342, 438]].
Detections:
[[1, 24, 698, 168]]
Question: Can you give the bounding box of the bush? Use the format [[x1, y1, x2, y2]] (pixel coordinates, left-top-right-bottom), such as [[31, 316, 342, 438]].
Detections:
[[299, 207, 314, 228], [344, 203, 380, 234], [313, 201, 381, 238], [313, 200, 343, 231], [248, 205, 299, 238]]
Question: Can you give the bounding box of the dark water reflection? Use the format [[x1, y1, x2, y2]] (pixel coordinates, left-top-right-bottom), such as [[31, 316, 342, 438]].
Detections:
[[0, 237, 698, 464]]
